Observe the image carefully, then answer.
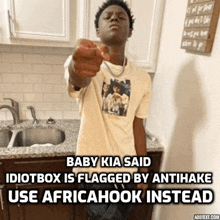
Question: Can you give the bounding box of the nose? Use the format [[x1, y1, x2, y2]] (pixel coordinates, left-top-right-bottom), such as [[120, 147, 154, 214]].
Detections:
[[110, 13, 119, 22]]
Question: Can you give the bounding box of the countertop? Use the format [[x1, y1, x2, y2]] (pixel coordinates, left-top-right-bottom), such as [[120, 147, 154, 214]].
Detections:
[[0, 120, 164, 160]]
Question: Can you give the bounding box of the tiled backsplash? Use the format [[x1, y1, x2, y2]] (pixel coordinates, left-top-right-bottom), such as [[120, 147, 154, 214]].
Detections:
[[0, 45, 80, 121]]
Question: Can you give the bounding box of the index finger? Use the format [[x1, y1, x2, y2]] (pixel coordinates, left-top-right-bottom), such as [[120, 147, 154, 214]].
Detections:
[[95, 47, 110, 61], [74, 39, 109, 60], [74, 46, 98, 59], [77, 39, 97, 49], [93, 41, 110, 61]]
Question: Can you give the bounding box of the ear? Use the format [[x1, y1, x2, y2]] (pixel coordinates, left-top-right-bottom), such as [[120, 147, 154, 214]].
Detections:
[[96, 28, 100, 38], [128, 28, 133, 38]]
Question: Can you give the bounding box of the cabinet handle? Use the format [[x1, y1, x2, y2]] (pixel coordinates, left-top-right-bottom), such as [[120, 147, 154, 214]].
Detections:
[[16, 186, 20, 208], [0, 188, 4, 210], [7, 10, 13, 39]]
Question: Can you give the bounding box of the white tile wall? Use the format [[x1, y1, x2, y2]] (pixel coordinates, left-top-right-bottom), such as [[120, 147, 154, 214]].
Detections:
[[0, 45, 80, 121]]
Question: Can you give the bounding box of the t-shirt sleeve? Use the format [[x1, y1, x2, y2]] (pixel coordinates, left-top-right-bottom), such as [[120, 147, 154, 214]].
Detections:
[[135, 74, 152, 119]]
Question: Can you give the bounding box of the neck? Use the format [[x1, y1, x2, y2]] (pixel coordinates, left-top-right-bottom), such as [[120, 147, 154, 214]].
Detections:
[[107, 46, 126, 66]]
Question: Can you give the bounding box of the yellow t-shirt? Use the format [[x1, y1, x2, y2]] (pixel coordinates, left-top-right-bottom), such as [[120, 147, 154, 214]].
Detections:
[[64, 56, 151, 175]]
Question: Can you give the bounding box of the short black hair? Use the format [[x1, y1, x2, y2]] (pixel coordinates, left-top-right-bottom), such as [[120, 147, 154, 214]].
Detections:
[[95, 0, 135, 30]]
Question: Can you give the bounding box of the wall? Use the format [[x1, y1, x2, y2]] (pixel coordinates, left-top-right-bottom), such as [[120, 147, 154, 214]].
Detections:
[[146, 0, 220, 219], [0, 45, 80, 121]]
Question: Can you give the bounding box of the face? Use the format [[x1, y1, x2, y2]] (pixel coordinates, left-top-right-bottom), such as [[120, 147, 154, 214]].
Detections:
[[113, 86, 120, 93], [96, 5, 132, 46], [104, 84, 109, 90]]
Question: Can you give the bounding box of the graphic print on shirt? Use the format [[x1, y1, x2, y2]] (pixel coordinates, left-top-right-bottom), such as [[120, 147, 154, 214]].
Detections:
[[101, 79, 131, 116]]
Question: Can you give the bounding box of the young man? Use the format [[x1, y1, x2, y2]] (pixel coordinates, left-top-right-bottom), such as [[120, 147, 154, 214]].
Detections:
[[64, 0, 151, 219]]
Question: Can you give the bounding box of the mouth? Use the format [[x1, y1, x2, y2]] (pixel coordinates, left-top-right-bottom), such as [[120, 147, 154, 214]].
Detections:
[[109, 24, 120, 29]]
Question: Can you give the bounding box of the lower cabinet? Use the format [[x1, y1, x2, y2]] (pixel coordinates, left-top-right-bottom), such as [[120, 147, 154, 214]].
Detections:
[[0, 185, 10, 220], [1, 157, 76, 220], [0, 151, 162, 220], [7, 184, 75, 220]]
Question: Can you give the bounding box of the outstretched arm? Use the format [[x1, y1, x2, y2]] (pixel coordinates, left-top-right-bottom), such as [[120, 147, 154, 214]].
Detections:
[[68, 39, 109, 90]]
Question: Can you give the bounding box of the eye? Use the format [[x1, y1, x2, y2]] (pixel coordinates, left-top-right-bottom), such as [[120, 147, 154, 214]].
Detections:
[[103, 13, 111, 19], [118, 13, 127, 20], [119, 16, 126, 20], [104, 15, 110, 19]]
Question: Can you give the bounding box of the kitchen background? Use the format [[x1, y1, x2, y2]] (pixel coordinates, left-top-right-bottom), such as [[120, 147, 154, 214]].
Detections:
[[0, 0, 220, 219], [0, 45, 79, 121]]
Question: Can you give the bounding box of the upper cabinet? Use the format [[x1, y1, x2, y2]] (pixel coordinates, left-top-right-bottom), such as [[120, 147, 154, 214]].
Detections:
[[0, 0, 77, 47], [79, 0, 165, 72], [0, 0, 164, 72], [127, 0, 165, 72]]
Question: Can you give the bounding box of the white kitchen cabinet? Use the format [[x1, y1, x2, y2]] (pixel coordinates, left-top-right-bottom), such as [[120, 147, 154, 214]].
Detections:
[[78, 0, 165, 72], [0, 0, 164, 71], [0, 0, 77, 47]]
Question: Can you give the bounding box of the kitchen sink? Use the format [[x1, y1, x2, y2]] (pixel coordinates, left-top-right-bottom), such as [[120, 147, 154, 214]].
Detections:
[[0, 129, 12, 148], [13, 128, 65, 147]]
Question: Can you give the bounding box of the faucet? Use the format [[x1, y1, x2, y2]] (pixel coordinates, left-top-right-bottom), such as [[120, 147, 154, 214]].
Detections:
[[27, 106, 38, 124], [0, 98, 21, 124]]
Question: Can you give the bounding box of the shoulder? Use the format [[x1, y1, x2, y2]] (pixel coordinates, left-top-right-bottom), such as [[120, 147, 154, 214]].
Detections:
[[128, 60, 149, 75], [128, 60, 151, 86]]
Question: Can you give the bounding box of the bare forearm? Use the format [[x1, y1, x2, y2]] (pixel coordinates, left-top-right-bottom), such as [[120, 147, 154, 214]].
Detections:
[[133, 117, 147, 172]]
